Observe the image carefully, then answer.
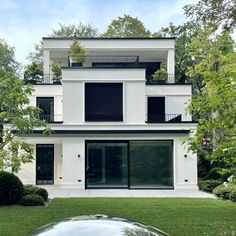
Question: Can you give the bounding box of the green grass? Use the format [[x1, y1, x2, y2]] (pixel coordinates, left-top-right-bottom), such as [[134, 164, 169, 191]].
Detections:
[[0, 198, 236, 236]]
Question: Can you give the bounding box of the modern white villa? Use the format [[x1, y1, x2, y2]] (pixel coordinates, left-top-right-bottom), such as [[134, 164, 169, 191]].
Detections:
[[18, 37, 198, 190]]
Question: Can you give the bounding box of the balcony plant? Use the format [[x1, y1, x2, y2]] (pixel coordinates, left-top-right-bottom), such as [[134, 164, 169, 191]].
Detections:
[[24, 62, 43, 84], [51, 61, 62, 84], [152, 67, 168, 84], [69, 41, 86, 66]]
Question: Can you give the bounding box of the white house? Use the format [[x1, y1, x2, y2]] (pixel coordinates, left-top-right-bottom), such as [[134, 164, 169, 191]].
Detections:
[[18, 37, 198, 190]]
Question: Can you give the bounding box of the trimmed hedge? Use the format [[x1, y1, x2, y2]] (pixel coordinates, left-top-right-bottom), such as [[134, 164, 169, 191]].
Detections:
[[213, 184, 236, 200], [35, 188, 48, 201], [23, 185, 39, 196], [20, 194, 45, 206], [0, 171, 24, 205], [198, 179, 222, 193], [229, 189, 236, 202]]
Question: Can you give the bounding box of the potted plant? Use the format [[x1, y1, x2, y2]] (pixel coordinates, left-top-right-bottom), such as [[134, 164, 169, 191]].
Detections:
[[69, 41, 86, 67], [24, 62, 43, 84], [51, 61, 62, 84], [152, 67, 168, 84]]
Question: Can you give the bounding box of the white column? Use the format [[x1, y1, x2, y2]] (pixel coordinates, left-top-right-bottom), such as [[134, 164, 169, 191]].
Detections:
[[43, 50, 50, 74], [167, 49, 175, 83]]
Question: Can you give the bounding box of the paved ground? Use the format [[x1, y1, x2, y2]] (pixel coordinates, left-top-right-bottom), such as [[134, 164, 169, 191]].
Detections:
[[43, 186, 215, 199]]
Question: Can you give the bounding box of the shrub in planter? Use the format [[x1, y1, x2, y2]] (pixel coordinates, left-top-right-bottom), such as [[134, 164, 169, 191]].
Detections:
[[0, 171, 24, 205], [23, 184, 39, 196], [20, 194, 45, 206], [213, 184, 236, 199], [198, 179, 222, 193], [229, 188, 236, 202], [35, 188, 48, 201]]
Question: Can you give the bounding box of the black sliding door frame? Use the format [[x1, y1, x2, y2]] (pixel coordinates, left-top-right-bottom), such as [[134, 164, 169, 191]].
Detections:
[[85, 140, 174, 190]]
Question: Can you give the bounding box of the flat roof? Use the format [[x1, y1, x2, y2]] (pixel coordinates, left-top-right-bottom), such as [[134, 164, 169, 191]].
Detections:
[[42, 37, 175, 40]]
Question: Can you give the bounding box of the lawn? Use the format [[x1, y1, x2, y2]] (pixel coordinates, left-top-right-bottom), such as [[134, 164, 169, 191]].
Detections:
[[0, 198, 235, 236]]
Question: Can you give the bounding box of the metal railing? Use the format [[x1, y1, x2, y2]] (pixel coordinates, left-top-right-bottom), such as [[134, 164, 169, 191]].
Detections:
[[39, 114, 63, 123], [24, 74, 61, 85], [69, 55, 139, 67], [146, 74, 186, 85], [146, 114, 182, 123], [85, 113, 123, 122]]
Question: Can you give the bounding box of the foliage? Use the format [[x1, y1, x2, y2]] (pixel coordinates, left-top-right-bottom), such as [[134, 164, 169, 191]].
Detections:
[[27, 23, 98, 66], [0, 39, 20, 74], [69, 41, 86, 63], [229, 188, 236, 202], [0, 69, 50, 173], [198, 179, 222, 193], [24, 62, 43, 84], [51, 61, 62, 82], [213, 184, 236, 200], [0, 171, 24, 205], [186, 28, 236, 178], [152, 67, 167, 81], [22, 184, 39, 196], [102, 14, 151, 38], [184, 0, 236, 31], [35, 188, 48, 201], [20, 194, 45, 206]]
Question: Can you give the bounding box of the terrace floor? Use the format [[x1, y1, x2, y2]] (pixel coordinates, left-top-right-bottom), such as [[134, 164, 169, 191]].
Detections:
[[43, 186, 215, 198]]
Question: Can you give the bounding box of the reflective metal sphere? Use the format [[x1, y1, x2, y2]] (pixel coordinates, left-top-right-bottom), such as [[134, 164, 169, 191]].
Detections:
[[29, 215, 169, 236]]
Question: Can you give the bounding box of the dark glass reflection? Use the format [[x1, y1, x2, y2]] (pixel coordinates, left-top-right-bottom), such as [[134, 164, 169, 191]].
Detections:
[[86, 142, 128, 188], [130, 141, 173, 189], [29, 215, 169, 236]]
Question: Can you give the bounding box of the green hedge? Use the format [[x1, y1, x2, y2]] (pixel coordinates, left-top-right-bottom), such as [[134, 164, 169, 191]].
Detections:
[[213, 184, 236, 200], [198, 179, 222, 193], [23, 185, 48, 201], [20, 194, 45, 206]]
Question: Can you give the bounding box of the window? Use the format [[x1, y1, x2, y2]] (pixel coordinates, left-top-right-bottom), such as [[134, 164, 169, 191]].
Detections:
[[36, 97, 54, 122], [85, 83, 123, 121]]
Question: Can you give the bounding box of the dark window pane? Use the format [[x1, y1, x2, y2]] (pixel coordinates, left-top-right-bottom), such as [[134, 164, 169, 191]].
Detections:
[[86, 142, 128, 188], [130, 141, 173, 189], [85, 83, 123, 121], [36, 97, 54, 122]]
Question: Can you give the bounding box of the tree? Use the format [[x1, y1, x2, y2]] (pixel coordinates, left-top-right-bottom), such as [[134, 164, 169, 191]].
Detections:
[[0, 39, 20, 74], [102, 15, 151, 38], [186, 28, 236, 179], [27, 23, 98, 67], [0, 68, 50, 173], [184, 0, 236, 30]]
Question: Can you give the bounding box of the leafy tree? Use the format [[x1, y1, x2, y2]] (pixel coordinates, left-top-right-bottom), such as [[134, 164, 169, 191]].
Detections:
[[0, 39, 20, 74], [184, 0, 236, 30], [186, 28, 236, 178], [102, 14, 151, 38], [27, 23, 98, 67], [0, 68, 50, 173]]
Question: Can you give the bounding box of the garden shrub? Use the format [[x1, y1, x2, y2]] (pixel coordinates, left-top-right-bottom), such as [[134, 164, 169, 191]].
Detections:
[[23, 184, 39, 196], [35, 188, 48, 201], [198, 179, 222, 193], [229, 188, 236, 202], [0, 171, 24, 205], [20, 194, 45, 206], [213, 184, 236, 200]]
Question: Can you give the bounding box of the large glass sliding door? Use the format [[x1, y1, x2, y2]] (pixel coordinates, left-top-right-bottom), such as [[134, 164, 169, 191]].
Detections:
[[85, 140, 173, 189], [86, 142, 128, 188], [129, 141, 173, 189]]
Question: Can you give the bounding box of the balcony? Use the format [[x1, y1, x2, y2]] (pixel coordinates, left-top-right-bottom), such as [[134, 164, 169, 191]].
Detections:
[[39, 114, 63, 123], [146, 114, 182, 123], [146, 74, 188, 85], [24, 74, 61, 85]]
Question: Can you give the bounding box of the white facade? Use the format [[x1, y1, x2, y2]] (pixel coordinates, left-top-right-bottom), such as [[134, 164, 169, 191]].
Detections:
[[18, 38, 198, 190]]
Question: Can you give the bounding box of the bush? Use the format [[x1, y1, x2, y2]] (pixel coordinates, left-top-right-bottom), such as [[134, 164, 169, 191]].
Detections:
[[20, 194, 45, 206], [35, 188, 48, 201], [0, 171, 24, 205], [198, 179, 222, 193], [229, 189, 236, 202], [23, 184, 39, 196], [213, 184, 236, 200]]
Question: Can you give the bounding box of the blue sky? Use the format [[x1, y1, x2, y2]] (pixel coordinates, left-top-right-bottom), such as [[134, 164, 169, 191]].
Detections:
[[0, 0, 196, 65]]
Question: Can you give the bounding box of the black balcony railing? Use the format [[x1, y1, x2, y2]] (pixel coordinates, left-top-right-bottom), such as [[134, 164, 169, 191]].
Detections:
[[146, 114, 182, 123], [39, 114, 63, 123], [85, 113, 123, 122], [24, 74, 61, 85], [69, 55, 139, 68], [146, 74, 187, 85]]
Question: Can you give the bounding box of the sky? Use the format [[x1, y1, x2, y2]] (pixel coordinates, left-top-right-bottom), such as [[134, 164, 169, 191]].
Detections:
[[0, 0, 197, 65]]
